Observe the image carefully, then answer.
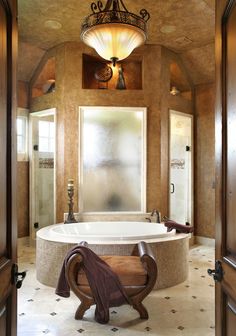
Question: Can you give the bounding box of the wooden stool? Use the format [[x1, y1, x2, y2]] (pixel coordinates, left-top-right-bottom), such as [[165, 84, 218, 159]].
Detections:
[[65, 241, 157, 320]]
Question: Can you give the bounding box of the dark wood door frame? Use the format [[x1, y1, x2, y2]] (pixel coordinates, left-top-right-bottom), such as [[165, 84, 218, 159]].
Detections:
[[215, 0, 236, 335], [0, 0, 17, 335]]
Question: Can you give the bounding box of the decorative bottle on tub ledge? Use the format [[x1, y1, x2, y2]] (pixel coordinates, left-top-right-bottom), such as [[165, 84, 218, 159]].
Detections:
[[64, 179, 78, 224]]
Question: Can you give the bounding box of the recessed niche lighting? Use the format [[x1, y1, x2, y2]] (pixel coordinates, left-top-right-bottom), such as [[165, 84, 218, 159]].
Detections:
[[160, 25, 176, 34], [44, 20, 62, 30], [170, 86, 180, 96]]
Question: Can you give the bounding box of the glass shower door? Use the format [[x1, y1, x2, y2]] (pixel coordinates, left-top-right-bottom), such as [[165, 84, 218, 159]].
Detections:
[[30, 110, 55, 238], [169, 111, 193, 225]]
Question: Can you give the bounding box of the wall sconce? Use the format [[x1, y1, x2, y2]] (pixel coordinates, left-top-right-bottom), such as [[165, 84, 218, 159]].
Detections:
[[170, 86, 180, 96]]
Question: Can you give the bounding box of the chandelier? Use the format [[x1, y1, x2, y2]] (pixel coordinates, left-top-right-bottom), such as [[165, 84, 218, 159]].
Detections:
[[81, 0, 150, 66]]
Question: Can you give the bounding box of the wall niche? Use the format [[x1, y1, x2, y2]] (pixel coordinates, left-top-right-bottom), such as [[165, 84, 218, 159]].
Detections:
[[32, 57, 56, 98], [82, 54, 143, 90], [170, 62, 192, 100]]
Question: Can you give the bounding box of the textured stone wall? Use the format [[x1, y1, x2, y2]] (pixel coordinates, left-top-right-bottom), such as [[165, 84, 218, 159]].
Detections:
[[30, 42, 194, 224], [195, 83, 215, 238], [17, 161, 29, 237], [17, 81, 29, 238]]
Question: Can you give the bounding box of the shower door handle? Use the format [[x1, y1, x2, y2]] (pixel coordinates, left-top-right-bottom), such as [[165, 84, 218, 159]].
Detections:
[[170, 183, 175, 194]]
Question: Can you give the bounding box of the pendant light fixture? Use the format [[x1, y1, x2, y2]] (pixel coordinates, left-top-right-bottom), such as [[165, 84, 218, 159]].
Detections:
[[81, 0, 150, 66]]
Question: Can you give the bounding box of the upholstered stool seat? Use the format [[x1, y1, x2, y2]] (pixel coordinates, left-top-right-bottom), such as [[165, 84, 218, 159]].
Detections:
[[66, 241, 157, 321], [78, 255, 147, 287]]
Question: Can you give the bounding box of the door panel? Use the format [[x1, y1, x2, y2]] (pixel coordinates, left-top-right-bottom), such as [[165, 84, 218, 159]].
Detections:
[[0, 0, 17, 335], [215, 1, 236, 335], [0, 0, 7, 257], [226, 299, 236, 336], [226, 5, 236, 258]]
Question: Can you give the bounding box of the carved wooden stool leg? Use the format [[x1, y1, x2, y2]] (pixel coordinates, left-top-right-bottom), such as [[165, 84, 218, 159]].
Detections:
[[75, 301, 92, 320], [132, 302, 149, 319]]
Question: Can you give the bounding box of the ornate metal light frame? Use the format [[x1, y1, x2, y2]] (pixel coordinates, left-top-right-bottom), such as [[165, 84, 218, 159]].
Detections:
[[81, 0, 150, 65]]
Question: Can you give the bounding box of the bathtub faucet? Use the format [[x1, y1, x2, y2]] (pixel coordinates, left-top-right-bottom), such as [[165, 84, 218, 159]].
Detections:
[[150, 209, 161, 223]]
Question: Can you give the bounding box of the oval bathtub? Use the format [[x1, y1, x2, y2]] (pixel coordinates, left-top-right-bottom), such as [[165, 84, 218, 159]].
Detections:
[[36, 221, 190, 290], [43, 222, 176, 243]]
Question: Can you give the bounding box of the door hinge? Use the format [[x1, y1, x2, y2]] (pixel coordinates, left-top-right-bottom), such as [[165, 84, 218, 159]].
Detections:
[[11, 264, 26, 289], [34, 222, 39, 229], [186, 146, 191, 152], [207, 260, 224, 282]]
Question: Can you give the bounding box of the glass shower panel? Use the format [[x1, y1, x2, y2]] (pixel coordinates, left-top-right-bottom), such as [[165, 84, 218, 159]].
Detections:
[[31, 114, 55, 234], [81, 108, 145, 212], [170, 113, 192, 224], [37, 120, 55, 227]]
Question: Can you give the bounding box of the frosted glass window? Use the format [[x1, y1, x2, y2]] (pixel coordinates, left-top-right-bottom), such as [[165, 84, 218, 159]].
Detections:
[[39, 121, 54, 153], [80, 107, 146, 212], [17, 116, 27, 154]]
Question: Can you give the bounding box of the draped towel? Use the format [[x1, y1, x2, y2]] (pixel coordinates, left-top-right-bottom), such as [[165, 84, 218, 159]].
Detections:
[[55, 244, 129, 324]]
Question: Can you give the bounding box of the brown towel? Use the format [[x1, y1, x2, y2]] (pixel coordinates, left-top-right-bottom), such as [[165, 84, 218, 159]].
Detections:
[[55, 244, 129, 324], [164, 219, 194, 234]]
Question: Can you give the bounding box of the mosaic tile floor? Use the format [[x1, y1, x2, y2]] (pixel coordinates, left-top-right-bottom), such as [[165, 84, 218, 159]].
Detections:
[[17, 241, 215, 336]]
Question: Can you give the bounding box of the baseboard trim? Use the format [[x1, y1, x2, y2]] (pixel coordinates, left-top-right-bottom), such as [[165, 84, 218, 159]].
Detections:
[[195, 236, 215, 247], [17, 236, 30, 247], [17, 236, 36, 247]]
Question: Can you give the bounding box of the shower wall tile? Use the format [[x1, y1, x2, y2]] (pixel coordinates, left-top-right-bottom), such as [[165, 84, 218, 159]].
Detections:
[[17, 161, 29, 237]]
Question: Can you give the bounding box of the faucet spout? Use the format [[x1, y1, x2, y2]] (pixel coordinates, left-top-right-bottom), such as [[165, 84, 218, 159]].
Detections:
[[150, 209, 161, 223]]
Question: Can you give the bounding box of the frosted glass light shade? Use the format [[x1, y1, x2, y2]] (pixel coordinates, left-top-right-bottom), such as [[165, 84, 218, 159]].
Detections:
[[81, 23, 146, 62]]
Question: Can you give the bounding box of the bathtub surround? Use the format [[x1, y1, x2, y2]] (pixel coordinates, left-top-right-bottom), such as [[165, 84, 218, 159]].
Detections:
[[36, 222, 189, 290]]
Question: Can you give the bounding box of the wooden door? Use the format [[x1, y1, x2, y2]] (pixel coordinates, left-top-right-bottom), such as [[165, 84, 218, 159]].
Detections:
[[0, 0, 18, 335], [215, 0, 236, 335]]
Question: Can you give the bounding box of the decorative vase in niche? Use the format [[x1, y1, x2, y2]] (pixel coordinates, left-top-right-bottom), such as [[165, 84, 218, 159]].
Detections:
[[116, 66, 126, 90], [94, 64, 113, 89]]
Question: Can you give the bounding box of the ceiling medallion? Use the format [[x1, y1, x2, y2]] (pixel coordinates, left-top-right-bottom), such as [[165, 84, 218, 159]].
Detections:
[[44, 20, 62, 30], [81, 0, 150, 66]]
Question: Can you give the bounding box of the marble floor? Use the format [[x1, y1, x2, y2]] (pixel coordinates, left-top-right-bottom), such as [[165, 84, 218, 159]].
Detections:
[[17, 241, 215, 336]]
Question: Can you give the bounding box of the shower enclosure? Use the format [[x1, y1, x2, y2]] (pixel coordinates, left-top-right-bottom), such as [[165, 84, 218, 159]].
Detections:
[[29, 108, 56, 238], [169, 110, 193, 225]]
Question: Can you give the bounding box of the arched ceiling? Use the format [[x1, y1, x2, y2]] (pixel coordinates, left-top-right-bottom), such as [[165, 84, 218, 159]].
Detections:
[[18, 0, 215, 84]]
